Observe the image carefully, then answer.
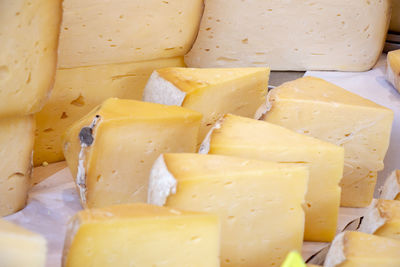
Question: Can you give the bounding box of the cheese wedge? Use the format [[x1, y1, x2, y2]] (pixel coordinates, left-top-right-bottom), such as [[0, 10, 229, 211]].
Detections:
[[0, 0, 61, 117], [264, 77, 394, 207], [185, 0, 390, 71], [387, 49, 400, 94], [148, 153, 308, 267], [62, 203, 220, 267], [200, 114, 344, 242], [143, 67, 270, 143], [380, 170, 400, 200], [0, 116, 34, 216], [63, 98, 202, 208], [325, 231, 400, 267], [390, 1, 400, 32], [0, 219, 47, 267]]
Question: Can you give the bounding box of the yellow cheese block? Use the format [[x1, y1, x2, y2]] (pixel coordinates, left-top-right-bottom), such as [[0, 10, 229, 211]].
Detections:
[[387, 49, 400, 94], [0, 116, 34, 216], [63, 98, 202, 208], [58, 0, 203, 68], [0, 0, 61, 117], [0, 219, 47, 267], [380, 170, 400, 200], [264, 77, 394, 207], [200, 114, 344, 242], [148, 153, 308, 267], [390, 1, 400, 32], [63, 203, 220, 267], [325, 231, 400, 267], [143, 67, 270, 143], [34, 57, 185, 166]]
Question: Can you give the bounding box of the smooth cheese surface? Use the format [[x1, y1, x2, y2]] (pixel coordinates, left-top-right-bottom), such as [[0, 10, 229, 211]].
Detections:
[[387, 49, 400, 94], [390, 1, 400, 32], [0, 0, 61, 117]]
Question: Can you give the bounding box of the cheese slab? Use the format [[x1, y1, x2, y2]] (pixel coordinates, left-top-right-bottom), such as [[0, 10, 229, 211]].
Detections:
[[62, 203, 220, 267], [148, 153, 308, 267], [387, 49, 400, 94], [390, 1, 400, 32], [63, 98, 202, 208], [143, 67, 270, 143], [200, 114, 344, 242], [380, 170, 400, 200], [0, 0, 62, 117]]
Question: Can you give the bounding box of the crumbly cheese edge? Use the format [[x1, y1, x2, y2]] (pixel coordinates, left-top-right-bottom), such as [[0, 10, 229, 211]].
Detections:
[[254, 86, 275, 120], [324, 232, 346, 267], [198, 117, 223, 154], [358, 199, 387, 234], [380, 170, 400, 200]]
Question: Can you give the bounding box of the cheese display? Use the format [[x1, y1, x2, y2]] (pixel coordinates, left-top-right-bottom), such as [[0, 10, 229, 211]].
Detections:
[[0, 219, 47, 267], [148, 153, 308, 267], [0, 116, 34, 217], [380, 170, 400, 200], [34, 57, 185, 166], [62, 203, 220, 267], [58, 0, 204, 68], [325, 231, 400, 267], [0, 0, 61, 117], [387, 49, 400, 94], [185, 0, 390, 71], [63, 98, 202, 208], [199, 114, 344, 242], [390, 1, 400, 32], [264, 77, 394, 207], [143, 67, 270, 143]]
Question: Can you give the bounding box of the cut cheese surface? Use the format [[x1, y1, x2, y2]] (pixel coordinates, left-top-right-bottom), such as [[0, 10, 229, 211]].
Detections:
[[143, 67, 270, 143], [387, 49, 400, 94], [390, 1, 400, 32], [63, 98, 202, 208], [0, 0, 62, 117], [149, 153, 308, 267], [185, 0, 390, 71], [34, 57, 185, 166], [58, 0, 203, 68], [380, 170, 400, 201], [264, 77, 394, 207], [201, 114, 344, 242], [63, 203, 220, 267], [0, 116, 34, 216]]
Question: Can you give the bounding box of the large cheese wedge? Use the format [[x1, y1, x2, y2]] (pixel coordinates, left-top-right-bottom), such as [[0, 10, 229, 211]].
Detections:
[[148, 153, 308, 267], [200, 114, 344, 242], [0, 116, 34, 216], [59, 0, 203, 68], [380, 170, 400, 200], [185, 0, 390, 71], [62, 203, 220, 267], [63, 98, 202, 208], [143, 67, 270, 143], [325, 231, 400, 267], [263, 77, 394, 207], [0, 219, 47, 267], [0, 0, 61, 117], [387, 49, 400, 94], [390, 1, 400, 32]]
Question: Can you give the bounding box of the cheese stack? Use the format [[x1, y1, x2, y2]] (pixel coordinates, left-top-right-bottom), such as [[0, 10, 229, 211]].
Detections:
[[387, 49, 400, 94]]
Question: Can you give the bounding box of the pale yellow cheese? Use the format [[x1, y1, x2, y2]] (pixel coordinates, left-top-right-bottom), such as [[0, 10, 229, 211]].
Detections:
[[390, 1, 400, 32], [201, 114, 344, 242], [0, 0, 61, 117], [264, 77, 394, 207], [63, 203, 220, 267], [387, 49, 400, 94]]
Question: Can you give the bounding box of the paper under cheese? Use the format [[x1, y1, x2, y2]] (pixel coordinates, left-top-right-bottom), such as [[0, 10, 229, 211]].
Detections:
[[380, 170, 400, 200], [62, 203, 220, 267], [390, 1, 400, 32], [0, 0, 61, 117], [63, 98, 202, 208], [387, 49, 400, 94], [148, 153, 308, 267]]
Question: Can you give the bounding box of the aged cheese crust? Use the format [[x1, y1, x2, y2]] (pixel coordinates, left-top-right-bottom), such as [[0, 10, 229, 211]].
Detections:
[[380, 170, 400, 200]]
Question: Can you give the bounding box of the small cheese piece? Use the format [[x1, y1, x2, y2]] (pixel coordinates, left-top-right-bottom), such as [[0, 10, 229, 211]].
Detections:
[[390, 1, 400, 32], [143, 67, 270, 143], [380, 170, 400, 200], [0, 219, 47, 267], [63, 98, 202, 208], [149, 153, 308, 267], [59, 0, 203, 68], [325, 231, 400, 267], [34, 57, 185, 166], [62, 203, 220, 267], [387, 49, 400, 94], [0, 0, 61, 117], [200, 114, 344, 242], [185, 0, 390, 71], [264, 77, 394, 207], [281, 251, 306, 267], [0, 116, 34, 216]]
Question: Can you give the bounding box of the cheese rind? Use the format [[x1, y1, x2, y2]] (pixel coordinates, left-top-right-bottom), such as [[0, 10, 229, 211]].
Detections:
[[380, 170, 400, 200], [387, 49, 400, 94]]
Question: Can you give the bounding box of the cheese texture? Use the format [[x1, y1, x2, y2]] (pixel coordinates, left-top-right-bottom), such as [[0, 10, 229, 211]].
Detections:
[[58, 0, 203, 68], [264, 77, 394, 207], [34, 57, 185, 166], [325, 231, 400, 267], [62, 203, 220, 267], [0, 116, 34, 216], [390, 1, 400, 32], [143, 67, 270, 143], [63, 98, 202, 208], [380, 170, 400, 200], [0, 0, 61, 117], [185, 0, 390, 71], [148, 153, 308, 267], [387, 49, 400, 94], [0, 219, 47, 267], [200, 114, 344, 242]]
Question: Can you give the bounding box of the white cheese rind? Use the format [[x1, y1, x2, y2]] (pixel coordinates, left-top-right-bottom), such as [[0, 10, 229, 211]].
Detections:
[[324, 232, 346, 267], [198, 118, 223, 154], [380, 170, 400, 200], [358, 200, 387, 234], [254, 88, 275, 120]]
